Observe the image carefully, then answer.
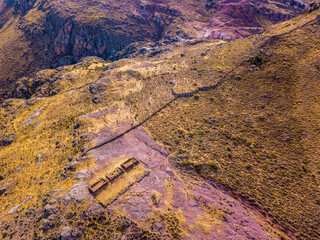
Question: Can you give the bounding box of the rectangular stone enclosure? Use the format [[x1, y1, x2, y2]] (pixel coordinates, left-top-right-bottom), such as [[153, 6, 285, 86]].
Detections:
[[121, 157, 139, 171], [89, 157, 146, 206], [106, 167, 124, 182], [89, 178, 109, 196]]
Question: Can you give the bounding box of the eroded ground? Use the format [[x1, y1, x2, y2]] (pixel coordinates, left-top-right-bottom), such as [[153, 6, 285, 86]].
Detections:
[[78, 102, 280, 239]]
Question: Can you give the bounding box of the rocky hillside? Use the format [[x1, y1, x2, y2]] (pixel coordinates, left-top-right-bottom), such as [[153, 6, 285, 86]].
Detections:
[[0, 0, 311, 100], [1, 5, 320, 239]]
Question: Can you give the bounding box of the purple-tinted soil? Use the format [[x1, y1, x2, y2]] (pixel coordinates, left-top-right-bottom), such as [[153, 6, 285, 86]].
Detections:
[[84, 119, 276, 239]]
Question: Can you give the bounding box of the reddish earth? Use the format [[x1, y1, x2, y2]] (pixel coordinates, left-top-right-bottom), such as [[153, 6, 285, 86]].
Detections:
[[76, 109, 279, 239]]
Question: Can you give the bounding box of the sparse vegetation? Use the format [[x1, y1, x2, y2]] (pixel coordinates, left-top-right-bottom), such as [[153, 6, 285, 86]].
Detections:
[[145, 13, 320, 239], [0, 4, 319, 239]]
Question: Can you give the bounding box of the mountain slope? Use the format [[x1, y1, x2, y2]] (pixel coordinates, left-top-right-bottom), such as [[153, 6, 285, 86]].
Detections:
[[144, 11, 320, 239], [0, 0, 310, 100], [1, 7, 320, 239]]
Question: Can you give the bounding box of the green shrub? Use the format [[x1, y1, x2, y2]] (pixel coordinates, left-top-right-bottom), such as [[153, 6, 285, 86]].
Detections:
[[208, 162, 218, 171]]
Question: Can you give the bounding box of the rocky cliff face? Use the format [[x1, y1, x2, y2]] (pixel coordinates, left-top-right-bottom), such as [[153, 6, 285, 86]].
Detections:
[[4, 0, 37, 14], [41, 18, 134, 64], [17, 0, 179, 65], [18, 0, 308, 62], [0, 0, 310, 100], [206, 0, 307, 26]]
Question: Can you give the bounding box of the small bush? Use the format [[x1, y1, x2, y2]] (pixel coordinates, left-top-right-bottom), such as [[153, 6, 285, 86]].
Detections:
[[177, 129, 184, 135], [194, 164, 202, 173], [245, 163, 252, 169], [208, 162, 218, 171], [151, 190, 161, 205], [250, 55, 264, 66], [183, 159, 189, 166]]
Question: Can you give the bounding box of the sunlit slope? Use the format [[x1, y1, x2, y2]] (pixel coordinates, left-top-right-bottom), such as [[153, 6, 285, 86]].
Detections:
[[145, 11, 320, 240], [0, 9, 320, 239]]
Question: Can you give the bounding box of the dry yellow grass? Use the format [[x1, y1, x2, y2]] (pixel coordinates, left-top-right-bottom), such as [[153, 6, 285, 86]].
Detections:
[[0, 58, 106, 218], [145, 13, 320, 239], [1, 8, 320, 239]]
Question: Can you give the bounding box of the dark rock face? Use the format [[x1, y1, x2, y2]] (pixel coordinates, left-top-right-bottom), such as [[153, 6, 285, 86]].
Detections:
[[278, 0, 307, 9], [206, 0, 218, 11], [9, 70, 57, 99], [306, 2, 320, 13], [89, 82, 107, 95], [0, 132, 17, 147], [12, 0, 306, 68], [17, 2, 176, 66], [43, 204, 59, 218], [14, 0, 37, 14], [4, 0, 37, 14], [206, 0, 307, 25], [52, 21, 131, 61], [9, 77, 30, 99]]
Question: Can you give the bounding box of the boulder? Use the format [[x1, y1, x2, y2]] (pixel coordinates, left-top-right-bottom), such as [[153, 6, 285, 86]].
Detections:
[[88, 203, 104, 216], [69, 182, 89, 203], [75, 169, 92, 180], [63, 195, 71, 206], [64, 162, 78, 172], [61, 226, 72, 240], [9, 77, 30, 99], [44, 204, 59, 217], [0, 132, 17, 147], [89, 83, 106, 95], [92, 95, 100, 104], [35, 154, 43, 166], [0, 181, 14, 196], [41, 219, 53, 231]]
